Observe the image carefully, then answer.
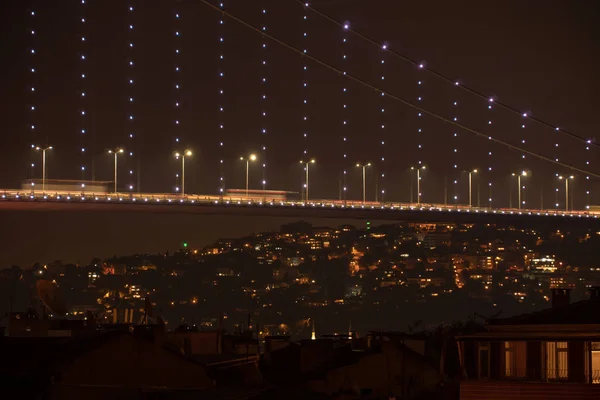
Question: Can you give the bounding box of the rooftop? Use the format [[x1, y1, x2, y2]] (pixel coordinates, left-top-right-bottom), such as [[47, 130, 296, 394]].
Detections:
[[488, 298, 600, 326]]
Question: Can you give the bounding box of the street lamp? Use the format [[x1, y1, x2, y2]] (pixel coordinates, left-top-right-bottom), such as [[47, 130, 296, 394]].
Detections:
[[33, 145, 53, 192], [512, 171, 528, 210], [356, 163, 371, 203], [411, 165, 426, 205], [108, 148, 124, 193], [467, 169, 478, 207], [300, 159, 315, 202], [558, 175, 574, 211], [174, 150, 192, 196], [240, 154, 257, 199]]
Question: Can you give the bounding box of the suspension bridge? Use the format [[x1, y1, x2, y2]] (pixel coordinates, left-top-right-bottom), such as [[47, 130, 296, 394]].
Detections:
[[5, 0, 598, 227]]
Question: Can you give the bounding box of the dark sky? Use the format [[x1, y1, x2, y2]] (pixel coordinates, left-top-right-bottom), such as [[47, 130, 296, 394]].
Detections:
[[1, 0, 599, 266]]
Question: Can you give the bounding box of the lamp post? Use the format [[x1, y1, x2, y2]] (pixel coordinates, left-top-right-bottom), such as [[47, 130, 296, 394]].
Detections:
[[411, 165, 426, 205], [558, 175, 574, 211], [240, 154, 257, 199], [174, 150, 192, 196], [512, 171, 528, 210], [34, 145, 53, 192], [300, 159, 315, 202], [108, 148, 124, 193], [468, 169, 478, 207], [356, 163, 371, 203]]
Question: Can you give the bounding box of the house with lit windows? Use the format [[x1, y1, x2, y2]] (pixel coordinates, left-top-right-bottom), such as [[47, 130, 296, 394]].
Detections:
[[457, 287, 600, 399]]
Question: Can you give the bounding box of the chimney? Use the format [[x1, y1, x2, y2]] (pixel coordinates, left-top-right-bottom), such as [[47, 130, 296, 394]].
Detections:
[[551, 288, 571, 309], [590, 286, 600, 301]]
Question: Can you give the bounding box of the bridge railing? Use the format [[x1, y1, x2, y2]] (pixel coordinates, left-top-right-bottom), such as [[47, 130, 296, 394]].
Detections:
[[0, 189, 596, 217]]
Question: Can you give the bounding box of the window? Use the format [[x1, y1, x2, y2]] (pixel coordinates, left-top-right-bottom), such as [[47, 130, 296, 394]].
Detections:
[[504, 341, 526, 377], [505, 342, 516, 376], [478, 343, 490, 379], [591, 342, 600, 383], [545, 341, 568, 380]]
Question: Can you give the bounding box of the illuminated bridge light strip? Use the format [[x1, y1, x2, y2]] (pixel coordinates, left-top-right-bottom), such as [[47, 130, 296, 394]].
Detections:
[[0, 192, 598, 219]]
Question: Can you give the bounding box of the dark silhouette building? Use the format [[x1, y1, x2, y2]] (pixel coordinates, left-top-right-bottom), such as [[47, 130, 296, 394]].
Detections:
[[458, 287, 600, 399], [0, 324, 216, 399]]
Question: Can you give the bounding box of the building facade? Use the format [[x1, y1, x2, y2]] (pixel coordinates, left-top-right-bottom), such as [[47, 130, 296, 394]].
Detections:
[[458, 288, 600, 399]]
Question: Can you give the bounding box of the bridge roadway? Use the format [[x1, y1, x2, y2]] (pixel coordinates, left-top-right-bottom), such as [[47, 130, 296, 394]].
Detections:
[[1, 190, 598, 228]]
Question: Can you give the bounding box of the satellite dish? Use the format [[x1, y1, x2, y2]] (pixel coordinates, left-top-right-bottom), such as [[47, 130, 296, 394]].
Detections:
[[36, 280, 67, 317]]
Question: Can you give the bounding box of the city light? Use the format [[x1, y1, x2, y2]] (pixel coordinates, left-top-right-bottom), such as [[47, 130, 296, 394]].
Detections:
[[174, 150, 192, 196], [558, 175, 574, 211], [356, 163, 371, 203], [28, 9, 38, 181], [300, 159, 315, 202], [260, 7, 269, 193], [126, 2, 136, 191], [33, 145, 53, 192], [79, 0, 88, 180], [173, 4, 185, 195], [467, 169, 478, 207], [108, 148, 124, 193], [217, 1, 226, 194], [379, 44, 388, 202], [450, 92, 461, 203], [512, 171, 529, 210], [241, 154, 257, 198], [301, 5, 311, 173], [411, 165, 426, 205], [340, 22, 351, 201]]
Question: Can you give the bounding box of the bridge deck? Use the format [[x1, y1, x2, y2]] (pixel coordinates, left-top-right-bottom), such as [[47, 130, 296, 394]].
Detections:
[[1, 191, 598, 228]]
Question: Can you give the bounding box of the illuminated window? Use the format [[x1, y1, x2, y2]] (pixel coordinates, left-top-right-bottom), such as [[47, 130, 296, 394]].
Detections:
[[546, 341, 568, 380], [590, 342, 600, 383]]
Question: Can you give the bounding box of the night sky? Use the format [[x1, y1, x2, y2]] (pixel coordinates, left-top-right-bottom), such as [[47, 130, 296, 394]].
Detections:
[[1, 0, 600, 266]]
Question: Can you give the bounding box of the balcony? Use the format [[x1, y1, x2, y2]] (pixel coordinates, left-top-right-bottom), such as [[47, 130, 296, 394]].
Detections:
[[461, 369, 600, 400]]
